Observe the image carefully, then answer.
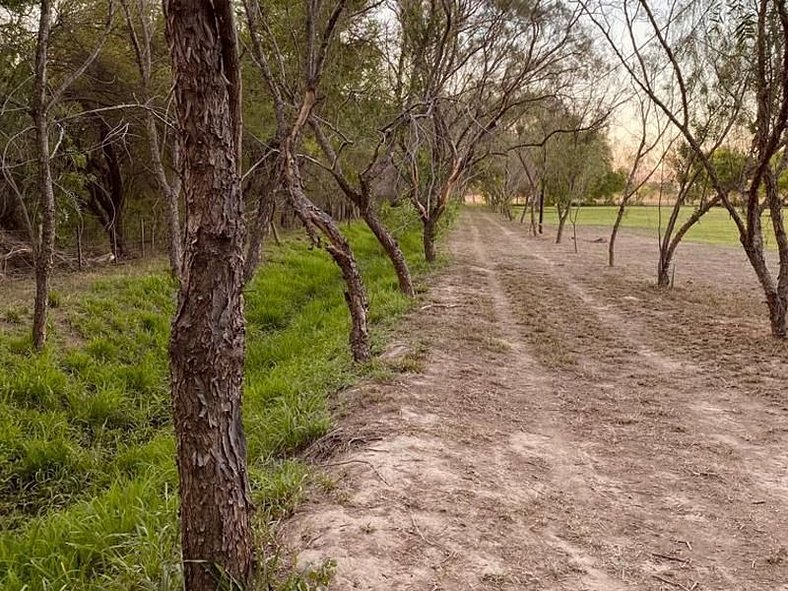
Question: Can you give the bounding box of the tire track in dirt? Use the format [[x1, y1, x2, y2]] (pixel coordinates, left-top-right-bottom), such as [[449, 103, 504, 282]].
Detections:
[[280, 210, 788, 591]]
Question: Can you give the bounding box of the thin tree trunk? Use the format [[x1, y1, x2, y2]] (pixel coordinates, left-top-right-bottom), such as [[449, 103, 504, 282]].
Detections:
[[423, 216, 437, 263], [742, 234, 788, 338], [32, 111, 55, 351], [288, 189, 371, 361], [657, 247, 674, 288], [309, 120, 414, 297], [165, 1, 254, 589], [555, 205, 569, 244], [146, 115, 183, 278], [529, 196, 537, 235], [519, 195, 529, 224], [31, 0, 54, 352], [243, 190, 276, 284], [363, 206, 415, 297], [243, 154, 278, 284], [269, 220, 281, 245], [657, 197, 720, 288], [609, 198, 628, 267], [765, 290, 787, 338], [123, 0, 183, 279], [572, 212, 579, 254]]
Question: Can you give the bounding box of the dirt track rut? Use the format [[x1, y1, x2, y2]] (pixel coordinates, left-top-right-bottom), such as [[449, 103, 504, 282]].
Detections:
[[281, 209, 788, 591]]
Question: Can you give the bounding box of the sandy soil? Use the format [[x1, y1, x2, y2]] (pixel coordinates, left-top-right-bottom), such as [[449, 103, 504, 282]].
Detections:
[[281, 209, 788, 591]]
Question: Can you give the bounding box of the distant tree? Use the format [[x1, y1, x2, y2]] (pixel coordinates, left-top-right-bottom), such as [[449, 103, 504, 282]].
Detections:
[[609, 93, 670, 267], [121, 0, 183, 279], [584, 0, 788, 337], [592, 167, 627, 204], [388, 0, 592, 262], [543, 123, 612, 244]]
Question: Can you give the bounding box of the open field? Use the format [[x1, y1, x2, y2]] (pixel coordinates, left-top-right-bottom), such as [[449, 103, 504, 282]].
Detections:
[[281, 208, 788, 590], [0, 213, 431, 590], [516, 205, 763, 247]]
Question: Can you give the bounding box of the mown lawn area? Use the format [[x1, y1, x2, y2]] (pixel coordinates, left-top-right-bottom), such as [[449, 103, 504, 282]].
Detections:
[[518, 205, 773, 247], [0, 210, 431, 591]]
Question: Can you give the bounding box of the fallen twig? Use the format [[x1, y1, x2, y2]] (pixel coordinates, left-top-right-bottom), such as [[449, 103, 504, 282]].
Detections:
[[420, 303, 460, 311], [322, 459, 391, 487], [652, 552, 690, 564], [673, 539, 693, 551], [409, 514, 441, 548], [653, 574, 697, 590]]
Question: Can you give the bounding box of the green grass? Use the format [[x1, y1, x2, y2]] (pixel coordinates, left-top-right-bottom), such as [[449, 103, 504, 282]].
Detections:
[[525, 205, 775, 247], [0, 209, 433, 591]]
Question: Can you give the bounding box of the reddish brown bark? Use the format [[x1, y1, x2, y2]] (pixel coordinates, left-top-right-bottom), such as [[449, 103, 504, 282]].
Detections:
[[165, 0, 254, 588]]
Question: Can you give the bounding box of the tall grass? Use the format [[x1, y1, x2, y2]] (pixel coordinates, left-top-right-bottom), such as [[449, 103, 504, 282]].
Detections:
[[0, 210, 432, 590]]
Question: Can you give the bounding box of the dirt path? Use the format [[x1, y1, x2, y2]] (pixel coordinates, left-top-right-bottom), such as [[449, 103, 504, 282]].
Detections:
[[282, 209, 788, 591]]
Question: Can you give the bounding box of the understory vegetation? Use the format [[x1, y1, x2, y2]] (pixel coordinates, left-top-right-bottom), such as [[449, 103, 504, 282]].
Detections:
[[0, 212, 431, 591]]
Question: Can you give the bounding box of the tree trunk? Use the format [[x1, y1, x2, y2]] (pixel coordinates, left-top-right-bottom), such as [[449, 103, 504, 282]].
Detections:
[[555, 205, 569, 244], [31, 0, 54, 352], [146, 114, 183, 279], [765, 291, 787, 338], [742, 236, 788, 338], [657, 247, 673, 288], [423, 216, 437, 263], [519, 195, 528, 224], [244, 193, 275, 284], [32, 107, 55, 351], [243, 150, 278, 284], [363, 206, 415, 297], [165, 1, 255, 589], [280, 142, 371, 361], [287, 188, 371, 362], [608, 199, 627, 267]]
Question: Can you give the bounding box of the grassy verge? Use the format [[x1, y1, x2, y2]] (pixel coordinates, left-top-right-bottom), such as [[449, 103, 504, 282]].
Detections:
[[0, 209, 432, 590], [514, 205, 772, 247]]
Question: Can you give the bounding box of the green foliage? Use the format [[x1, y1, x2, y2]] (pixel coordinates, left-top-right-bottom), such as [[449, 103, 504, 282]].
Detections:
[[0, 213, 430, 590], [542, 122, 615, 207], [672, 144, 749, 202], [591, 167, 628, 204]]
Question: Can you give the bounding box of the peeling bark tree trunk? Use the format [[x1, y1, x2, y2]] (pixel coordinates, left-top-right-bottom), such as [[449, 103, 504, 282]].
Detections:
[[165, 1, 254, 589], [281, 147, 371, 362], [31, 0, 54, 352], [362, 206, 415, 297]]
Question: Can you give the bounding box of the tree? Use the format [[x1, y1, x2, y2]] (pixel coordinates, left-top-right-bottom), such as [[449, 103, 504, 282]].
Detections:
[[164, 0, 254, 588], [121, 0, 183, 279], [243, 0, 373, 361], [30, 0, 113, 350], [584, 0, 788, 336], [542, 119, 612, 244], [388, 0, 591, 262], [609, 93, 670, 267]]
